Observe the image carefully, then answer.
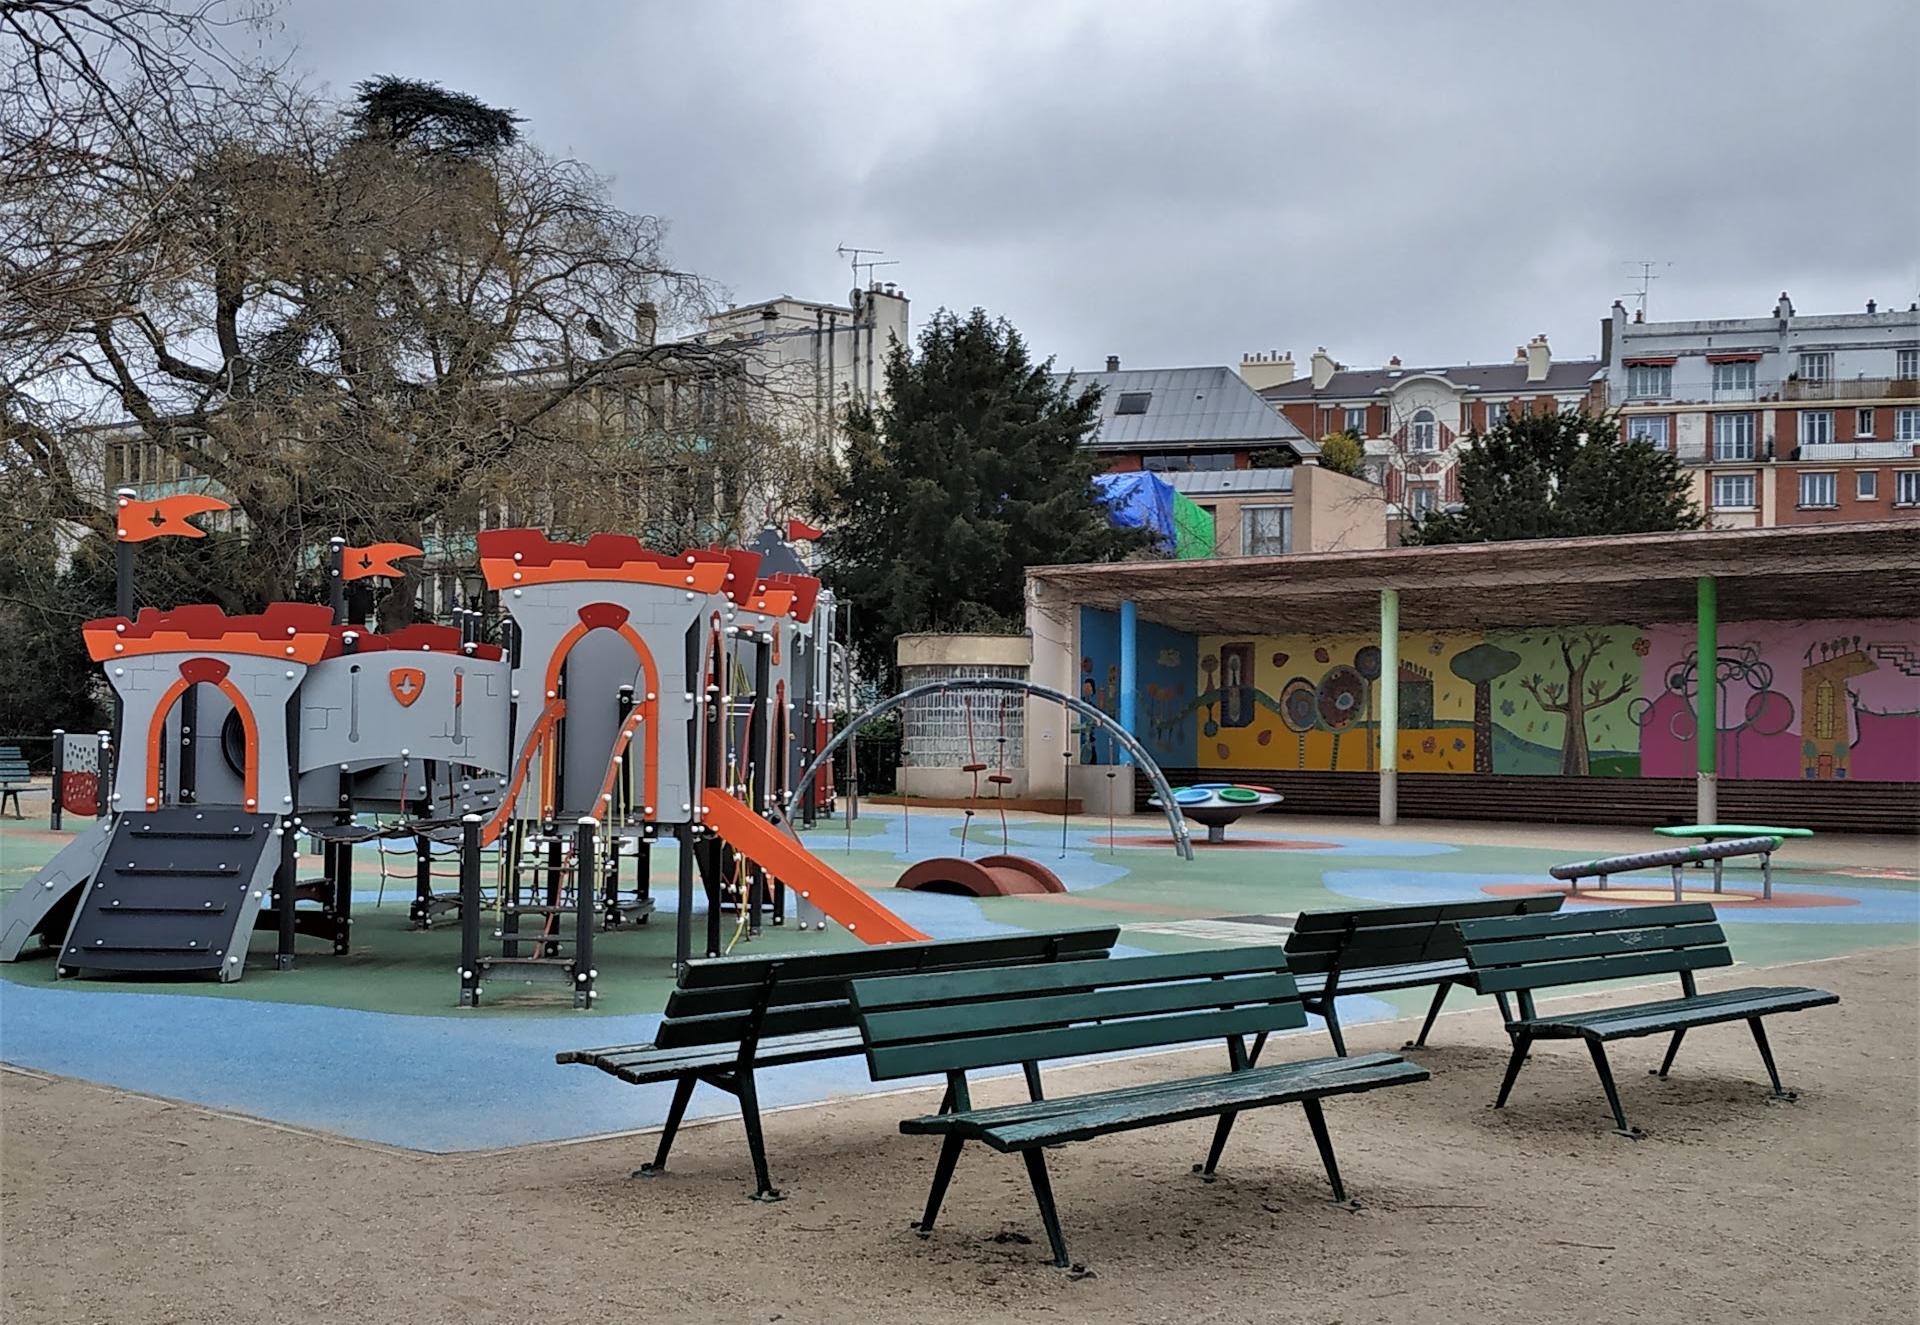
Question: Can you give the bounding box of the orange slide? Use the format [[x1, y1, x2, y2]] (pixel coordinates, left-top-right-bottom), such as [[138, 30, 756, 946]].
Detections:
[[700, 788, 927, 944]]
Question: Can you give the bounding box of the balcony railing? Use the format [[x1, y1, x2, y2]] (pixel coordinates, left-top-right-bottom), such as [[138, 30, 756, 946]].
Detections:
[[1796, 440, 1920, 462], [1783, 376, 1919, 402]]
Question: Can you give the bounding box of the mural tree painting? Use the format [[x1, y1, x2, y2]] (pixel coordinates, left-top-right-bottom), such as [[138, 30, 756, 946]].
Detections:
[[1450, 642, 1521, 773], [1517, 631, 1635, 775]]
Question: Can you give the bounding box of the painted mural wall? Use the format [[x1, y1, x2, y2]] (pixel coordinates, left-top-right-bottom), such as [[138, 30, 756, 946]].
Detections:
[[1078, 608, 1196, 765], [1185, 618, 1920, 781]]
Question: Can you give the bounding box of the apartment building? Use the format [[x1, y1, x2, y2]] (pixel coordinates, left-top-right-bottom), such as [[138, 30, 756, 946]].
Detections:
[[1603, 293, 1920, 528], [1243, 339, 1602, 521]]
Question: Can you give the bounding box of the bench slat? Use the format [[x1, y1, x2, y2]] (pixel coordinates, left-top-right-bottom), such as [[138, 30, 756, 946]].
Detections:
[[1474, 921, 1727, 968], [671, 927, 1119, 991], [851, 945, 1294, 1012], [652, 999, 857, 1048], [1521, 986, 1839, 1040], [1459, 902, 1715, 944], [862, 972, 1300, 1048], [958, 1057, 1432, 1152], [1470, 944, 1733, 994]]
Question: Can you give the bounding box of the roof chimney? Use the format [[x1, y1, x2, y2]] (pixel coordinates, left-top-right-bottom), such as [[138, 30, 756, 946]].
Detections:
[[1310, 347, 1337, 391], [1105, 355, 1120, 373], [1866, 299, 1877, 314], [1775, 291, 1794, 320], [1388, 355, 1402, 369], [1525, 334, 1551, 383], [1514, 346, 1527, 363], [1238, 350, 1295, 390]]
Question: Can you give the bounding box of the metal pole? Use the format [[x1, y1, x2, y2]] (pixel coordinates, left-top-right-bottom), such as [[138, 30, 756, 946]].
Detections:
[[1379, 588, 1400, 827], [111, 488, 135, 767], [573, 817, 596, 1010], [1696, 576, 1718, 824], [458, 815, 482, 1006], [49, 729, 64, 830], [326, 537, 347, 624]]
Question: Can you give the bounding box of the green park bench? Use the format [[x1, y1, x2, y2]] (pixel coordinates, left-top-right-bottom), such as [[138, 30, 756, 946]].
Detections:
[[1459, 902, 1838, 1137], [849, 946, 1429, 1270], [0, 746, 37, 819], [1278, 894, 1567, 1057], [556, 926, 1117, 1200]]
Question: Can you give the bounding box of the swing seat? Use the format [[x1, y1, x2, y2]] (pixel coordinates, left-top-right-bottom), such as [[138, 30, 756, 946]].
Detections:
[[961, 763, 990, 774], [986, 774, 1014, 786]]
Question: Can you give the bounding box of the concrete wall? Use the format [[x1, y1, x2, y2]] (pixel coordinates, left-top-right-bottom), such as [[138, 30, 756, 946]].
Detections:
[[1297, 465, 1388, 552]]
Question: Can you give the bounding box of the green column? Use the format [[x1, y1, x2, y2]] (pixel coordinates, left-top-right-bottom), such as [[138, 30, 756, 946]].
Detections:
[[1696, 575, 1717, 823], [1380, 588, 1399, 826]]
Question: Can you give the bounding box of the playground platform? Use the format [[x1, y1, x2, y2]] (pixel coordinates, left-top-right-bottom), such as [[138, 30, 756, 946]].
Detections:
[[2, 807, 1912, 1153]]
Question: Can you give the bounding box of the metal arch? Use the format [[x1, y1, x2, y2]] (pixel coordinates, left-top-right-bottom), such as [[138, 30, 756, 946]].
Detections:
[[782, 677, 1194, 860]]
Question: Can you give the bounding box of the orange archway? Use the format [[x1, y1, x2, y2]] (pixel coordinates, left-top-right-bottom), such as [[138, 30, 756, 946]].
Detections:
[[536, 603, 662, 823], [144, 658, 261, 810]]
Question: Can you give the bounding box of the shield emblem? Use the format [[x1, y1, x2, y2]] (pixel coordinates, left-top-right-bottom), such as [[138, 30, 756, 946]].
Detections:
[[389, 668, 426, 707]]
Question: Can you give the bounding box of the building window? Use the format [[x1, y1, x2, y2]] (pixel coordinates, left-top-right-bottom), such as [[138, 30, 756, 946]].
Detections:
[[1897, 471, 1920, 507], [1409, 408, 1438, 452], [1406, 484, 1438, 518], [1711, 473, 1756, 509], [1799, 411, 1833, 446], [1142, 452, 1235, 472], [1627, 415, 1670, 447], [1897, 407, 1920, 442], [1899, 348, 1919, 380], [1115, 392, 1152, 415], [1798, 471, 1836, 508], [1857, 408, 1875, 437], [1712, 360, 1756, 401], [1344, 406, 1367, 435], [1627, 363, 1671, 398], [1857, 470, 1878, 500], [1485, 401, 1508, 430], [1713, 412, 1756, 461], [1242, 505, 1291, 556], [1797, 352, 1831, 384]]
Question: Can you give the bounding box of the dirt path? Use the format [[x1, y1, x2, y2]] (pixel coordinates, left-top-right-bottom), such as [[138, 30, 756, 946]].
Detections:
[[3, 946, 1915, 1325]]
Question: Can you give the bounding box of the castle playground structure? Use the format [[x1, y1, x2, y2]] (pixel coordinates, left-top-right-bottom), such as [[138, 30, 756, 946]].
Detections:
[[0, 526, 926, 1008]]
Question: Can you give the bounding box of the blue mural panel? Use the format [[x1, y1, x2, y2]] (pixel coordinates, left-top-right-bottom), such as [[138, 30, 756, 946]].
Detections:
[[1079, 607, 1197, 764]]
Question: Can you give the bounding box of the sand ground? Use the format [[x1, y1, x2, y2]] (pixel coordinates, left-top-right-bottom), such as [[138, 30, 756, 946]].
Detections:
[[3, 944, 1915, 1325]]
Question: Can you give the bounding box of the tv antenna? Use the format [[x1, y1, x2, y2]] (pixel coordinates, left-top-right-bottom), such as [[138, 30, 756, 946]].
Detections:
[[837, 244, 900, 291], [1620, 260, 1670, 319]]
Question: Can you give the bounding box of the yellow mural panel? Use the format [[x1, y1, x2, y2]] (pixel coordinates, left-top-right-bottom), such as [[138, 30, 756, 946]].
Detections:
[[1194, 631, 1482, 772]]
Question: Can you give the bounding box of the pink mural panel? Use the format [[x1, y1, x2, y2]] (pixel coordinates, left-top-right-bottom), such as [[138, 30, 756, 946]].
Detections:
[[1637, 619, 1920, 782]]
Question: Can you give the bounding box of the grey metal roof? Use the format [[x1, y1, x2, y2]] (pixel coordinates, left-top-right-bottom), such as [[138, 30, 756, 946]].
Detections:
[[1261, 358, 1604, 402], [1162, 467, 1296, 495], [1056, 366, 1315, 452]]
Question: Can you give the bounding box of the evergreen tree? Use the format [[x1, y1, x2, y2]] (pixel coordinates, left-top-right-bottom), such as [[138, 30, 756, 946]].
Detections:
[[1404, 410, 1702, 545], [817, 308, 1147, 678]]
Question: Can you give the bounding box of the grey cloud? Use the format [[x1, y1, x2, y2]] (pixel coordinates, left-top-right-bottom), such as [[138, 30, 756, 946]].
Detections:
[[271, 0, 1917, 370]]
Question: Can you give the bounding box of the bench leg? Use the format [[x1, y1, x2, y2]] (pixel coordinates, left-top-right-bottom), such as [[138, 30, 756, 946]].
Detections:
[[1022, 1061, 1046, 1101], [1320, 1001, 1348, 1057], [633, 1075, 698, 1178], [1493, 1033, 1533, 1109], [1748, 1018, 1796, 1102], [1248, 1031, 1269, 1066], [914, 1134, 965, 1235], [1020, 1148, 1073, 1269], [735, 1073, 783, 1201], [1406, 982, 1452, 1049], [1300, 1098, 1348, 1203], [1196, 1111, 1238, 1180], [1584, 1039, 1643, 1138], [1651, 1029, 1686, 1079]]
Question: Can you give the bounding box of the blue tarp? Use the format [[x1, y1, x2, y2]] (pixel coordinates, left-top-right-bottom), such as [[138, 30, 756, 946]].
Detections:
[[1094, 472, 1178, 554]]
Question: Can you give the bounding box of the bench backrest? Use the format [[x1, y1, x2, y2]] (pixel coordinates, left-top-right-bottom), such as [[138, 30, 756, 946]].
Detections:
[[1285, 894, 1565, 978], [652, 926, 1119, 1050], [1458, 903, 1731, 1010], [850, 946, 1304, 1082]]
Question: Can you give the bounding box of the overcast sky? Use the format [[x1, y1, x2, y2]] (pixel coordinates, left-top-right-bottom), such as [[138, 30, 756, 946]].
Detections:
[[267, 0, 1918, 374]]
